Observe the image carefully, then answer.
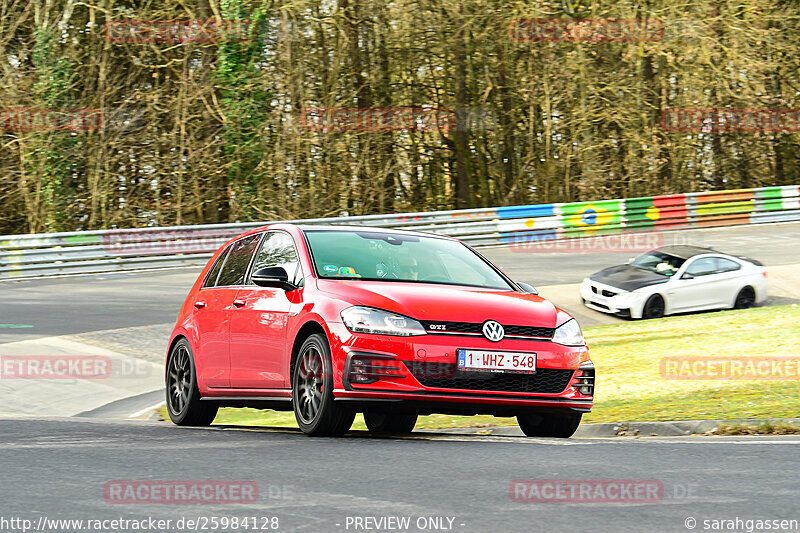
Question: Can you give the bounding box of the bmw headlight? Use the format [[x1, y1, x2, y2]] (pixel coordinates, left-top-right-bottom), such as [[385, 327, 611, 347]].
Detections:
[[341, 306, 427, 336], [552, 318, 585, 346]]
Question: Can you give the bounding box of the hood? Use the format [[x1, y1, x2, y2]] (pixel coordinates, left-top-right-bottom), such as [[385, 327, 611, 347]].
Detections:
[[589, 264, 671, 291], [316, 280, 559, 328]]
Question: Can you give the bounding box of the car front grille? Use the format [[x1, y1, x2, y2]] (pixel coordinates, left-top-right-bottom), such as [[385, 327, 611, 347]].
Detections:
[[590, 285, 616, 297], [403, 362, 574, 394], [419, 320, 554, 339]]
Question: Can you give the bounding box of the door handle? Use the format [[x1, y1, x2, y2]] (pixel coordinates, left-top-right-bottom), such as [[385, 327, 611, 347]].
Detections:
[[233, 299, 245, 307], [194, 301, 206, 309]]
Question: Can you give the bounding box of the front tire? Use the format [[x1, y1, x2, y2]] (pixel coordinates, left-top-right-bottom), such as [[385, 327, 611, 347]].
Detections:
[[642, 294, 665, 319], [518, 412, 582, 438], [363, 410, 418, 434], [166, 338, 218, 426], [292, 334, 355, 436]]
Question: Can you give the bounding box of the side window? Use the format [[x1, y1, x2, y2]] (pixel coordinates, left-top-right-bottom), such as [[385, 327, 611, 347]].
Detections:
[[249, 232, 302, 285], [216, 234, 262, 287], [716, 258, 741, 273], [685, 257, 717, 277], [203, 248, 229, 287]]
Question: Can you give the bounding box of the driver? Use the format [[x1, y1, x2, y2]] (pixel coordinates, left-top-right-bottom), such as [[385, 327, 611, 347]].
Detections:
[[396, 254, 419, 280]]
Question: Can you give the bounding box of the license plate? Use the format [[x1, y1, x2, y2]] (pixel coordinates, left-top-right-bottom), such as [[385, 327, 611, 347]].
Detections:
[[457, 349, 537, 374]]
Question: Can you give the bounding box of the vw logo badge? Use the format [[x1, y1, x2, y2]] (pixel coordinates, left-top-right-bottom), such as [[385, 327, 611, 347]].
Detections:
[[482, 320, 505, 342]]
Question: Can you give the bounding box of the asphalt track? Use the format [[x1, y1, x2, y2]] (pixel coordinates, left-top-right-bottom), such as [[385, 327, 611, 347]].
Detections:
[[1, 418, 799, 533], [1, 222, 799, 532]]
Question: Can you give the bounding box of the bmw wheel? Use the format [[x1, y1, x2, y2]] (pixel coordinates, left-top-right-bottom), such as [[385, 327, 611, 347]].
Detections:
[[642, 294, 665, 319], [166, 338, 218, 426], [734, 286, 756, 309], [292, 334, 355, 436]]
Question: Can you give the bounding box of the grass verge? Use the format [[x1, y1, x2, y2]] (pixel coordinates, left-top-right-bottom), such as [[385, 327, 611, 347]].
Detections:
[[583, 304, 800, 423], [712, 421, 800, 435], [157, 304, 800, 429]]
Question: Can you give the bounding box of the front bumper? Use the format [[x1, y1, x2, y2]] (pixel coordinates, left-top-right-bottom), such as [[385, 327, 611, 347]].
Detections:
[[326, 322, 594, 414]]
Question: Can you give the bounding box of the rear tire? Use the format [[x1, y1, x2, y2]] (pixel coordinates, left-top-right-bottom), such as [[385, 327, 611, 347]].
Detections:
[[292, 334, 355, 436], [517, 412, 582, 438], [642, 294, 665, 319], [165, 338, 218, 426], [363, 410, 418, 434], [734, 286, 755, 309]]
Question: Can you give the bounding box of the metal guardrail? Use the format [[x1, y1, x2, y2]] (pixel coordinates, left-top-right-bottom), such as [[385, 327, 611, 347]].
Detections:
[[1, 185, 798, 280]]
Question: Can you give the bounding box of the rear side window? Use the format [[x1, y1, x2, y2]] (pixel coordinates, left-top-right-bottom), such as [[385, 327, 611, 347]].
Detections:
[[203, 249, 229, 287], [716, 258, 741, 273], [216, 234, 262, 287]]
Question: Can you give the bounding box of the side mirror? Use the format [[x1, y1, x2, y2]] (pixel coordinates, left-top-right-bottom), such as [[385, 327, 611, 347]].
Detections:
[[626, 257, 635, 264], [252, 266, 297, 291], [681, 272, 694, 280], [517, 282, 538, 295]]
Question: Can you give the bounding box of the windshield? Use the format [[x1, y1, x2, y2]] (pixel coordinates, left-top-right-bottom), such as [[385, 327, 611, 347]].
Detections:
[[631, 251, 686, 276], [304, 230, 513, 290]]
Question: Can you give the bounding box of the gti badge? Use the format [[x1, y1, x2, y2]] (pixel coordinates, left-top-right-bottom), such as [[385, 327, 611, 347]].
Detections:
[[482, 320, 504, 342]]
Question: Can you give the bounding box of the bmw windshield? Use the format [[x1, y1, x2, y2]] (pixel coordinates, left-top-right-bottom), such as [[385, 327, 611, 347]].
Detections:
[[304, 229, 513, 290], [631, 251, 686, 276]]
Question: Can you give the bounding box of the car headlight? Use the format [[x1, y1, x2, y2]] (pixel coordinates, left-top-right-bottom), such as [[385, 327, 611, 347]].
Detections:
[[552, 318, 585, 346], [341, 306, 427, 336]]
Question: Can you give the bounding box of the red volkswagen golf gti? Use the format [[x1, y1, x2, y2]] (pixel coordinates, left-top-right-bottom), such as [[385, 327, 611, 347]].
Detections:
[[166, 224, 594, 437]]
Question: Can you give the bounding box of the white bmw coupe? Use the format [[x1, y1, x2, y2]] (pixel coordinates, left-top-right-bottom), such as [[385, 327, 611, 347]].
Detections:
[[580, 245, 768, 319]]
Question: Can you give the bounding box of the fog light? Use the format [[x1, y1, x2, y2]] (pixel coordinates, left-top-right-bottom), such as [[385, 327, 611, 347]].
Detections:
[[346, 353, 406, 385], [573, 364, 595, 397], [350, 358, 373, 384]]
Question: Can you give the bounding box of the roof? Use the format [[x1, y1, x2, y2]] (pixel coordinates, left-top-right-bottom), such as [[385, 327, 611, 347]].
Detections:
[[295, 224, 455, 240], [658, 245, 716, 259]]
